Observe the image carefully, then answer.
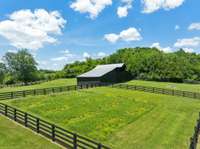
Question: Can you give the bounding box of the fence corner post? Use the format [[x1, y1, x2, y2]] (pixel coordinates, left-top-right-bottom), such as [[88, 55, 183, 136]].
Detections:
[[14, 109, 17, 121], [5, 105, 7, 116], [98, 143, 102, 149], [24, 113, 28, 127], [52, 124, 55, 141], [73, 133, 77, 149], [36, 118, 40, 133]]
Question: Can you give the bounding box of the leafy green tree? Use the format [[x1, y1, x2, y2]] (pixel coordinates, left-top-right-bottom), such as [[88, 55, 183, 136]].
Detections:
[[0, 62, 6, 83], [4, 49, 38, 83]]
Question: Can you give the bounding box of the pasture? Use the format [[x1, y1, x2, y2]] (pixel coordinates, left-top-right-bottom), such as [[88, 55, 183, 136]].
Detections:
[[127, 80, 200, 92], [2, 87, 200, 149], [0, 115, 61, 149], [0, 78, 76, 93]]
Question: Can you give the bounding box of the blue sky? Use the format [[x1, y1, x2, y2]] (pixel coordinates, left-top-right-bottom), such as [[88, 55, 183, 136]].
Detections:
[[0, 0, 199, 70]]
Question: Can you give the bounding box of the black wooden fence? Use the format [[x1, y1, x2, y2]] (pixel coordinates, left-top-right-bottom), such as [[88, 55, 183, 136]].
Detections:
[[0, 103, 110, 149], [112, 84, 200, 99], [189, 113, 200, 149], [0, 85, 78, 100], [0, 83, 112, 101]]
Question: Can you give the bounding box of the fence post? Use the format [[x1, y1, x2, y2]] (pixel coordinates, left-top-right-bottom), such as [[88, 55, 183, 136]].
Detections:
[[98, 143, 102, 149], [183, 91, 185, 97], [194, 93, 197, 99], [5, 105, 7, 116], [14, 109, 17, 121], [73, 133, 77, 149], [11, 92, 14, 99], [52, 124, 55, 141], [43, 88, 47, 95], [36, 118, 40, 133], [34, 90, 36, 96], [23, 91, 26, 97], [190, 137, 194, 149], [24, 113, 28, 127]]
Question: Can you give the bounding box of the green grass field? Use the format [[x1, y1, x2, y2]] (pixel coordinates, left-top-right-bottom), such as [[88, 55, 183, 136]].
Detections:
[[2, 87, 200, 149], [0, 115, 61, 149], [127, 80, 200, 92], [0, 78, 76, 93]]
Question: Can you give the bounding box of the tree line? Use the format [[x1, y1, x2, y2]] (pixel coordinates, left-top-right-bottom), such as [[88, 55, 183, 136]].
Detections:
[[1, 47, 200, 85], [63, 47, 200, 83]]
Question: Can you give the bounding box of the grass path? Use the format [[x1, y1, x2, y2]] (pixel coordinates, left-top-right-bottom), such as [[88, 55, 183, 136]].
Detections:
[[127, 80, 200, 92], [2, 87, 200, 149], [0, 115, 61, 149], [0, 78, 76, 93]]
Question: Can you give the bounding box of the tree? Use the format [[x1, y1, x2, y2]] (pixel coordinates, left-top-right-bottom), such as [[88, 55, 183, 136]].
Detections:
[[0, 62, 6, 83], [4, 49, 38, 83]]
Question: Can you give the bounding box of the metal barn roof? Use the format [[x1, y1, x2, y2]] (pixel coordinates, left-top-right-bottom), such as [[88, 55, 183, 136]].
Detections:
[[78, 63, 124, 78]]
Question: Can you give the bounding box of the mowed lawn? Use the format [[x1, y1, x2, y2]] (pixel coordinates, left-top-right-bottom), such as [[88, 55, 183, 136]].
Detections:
[[2, 87, 200, 149], [127, 80, 200, 92], [0, 115, 61, 149], [0, 78, 76, 93]]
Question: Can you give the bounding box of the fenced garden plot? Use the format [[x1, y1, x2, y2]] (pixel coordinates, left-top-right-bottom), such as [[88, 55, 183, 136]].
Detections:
[[3, 87, 200, 149], [0, 103, 110, 149]]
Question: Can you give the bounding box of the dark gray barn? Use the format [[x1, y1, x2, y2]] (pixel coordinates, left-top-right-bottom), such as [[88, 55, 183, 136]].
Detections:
[[77, 63, 132, 86]]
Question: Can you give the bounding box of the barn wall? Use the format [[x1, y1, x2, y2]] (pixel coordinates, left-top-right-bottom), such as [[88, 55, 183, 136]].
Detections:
[[101, 67, 132, 83], [77, 65, 132, 85], [77, 77, 101, 86]]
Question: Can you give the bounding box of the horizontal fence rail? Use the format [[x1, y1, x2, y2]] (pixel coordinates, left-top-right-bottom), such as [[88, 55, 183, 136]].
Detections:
[[0, 83, 112, 101], [0, 103, 110, 149], [0, 85, 78, 100], [189, 113, 200, 149], [0, 80, 53, 89], [112, 84, 200, 100]]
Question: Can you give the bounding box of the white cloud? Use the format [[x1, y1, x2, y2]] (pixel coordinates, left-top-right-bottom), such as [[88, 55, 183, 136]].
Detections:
[[142, 0, 185, 13], [83, 52, 91, 58], [70, 0, 112, 19], [151, 42, 172, 53], [117, 0, 133, 18], [97, 52, 106, 58], [0, 9, 66, 51], [7, 49, 18, 53], [188, 23, 200, 31], [51, 50, 74, 61], [104, 27, 142, 43], [182, 48, 194, 53], [104, 33, 119, 43], [51, 56, 67, 61], [174, 37, 200, 47], [175, 25, 180, 30]]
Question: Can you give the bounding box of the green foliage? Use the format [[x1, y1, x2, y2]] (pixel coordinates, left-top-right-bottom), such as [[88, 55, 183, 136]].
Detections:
[[0, 63, 6, 83], [63, 47, 200, 83], [63, 58, 105, 77], [4, 49, 38, 83]]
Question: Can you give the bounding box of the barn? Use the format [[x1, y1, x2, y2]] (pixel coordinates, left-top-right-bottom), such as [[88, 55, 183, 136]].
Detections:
[[77, 63, 132, 86]]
